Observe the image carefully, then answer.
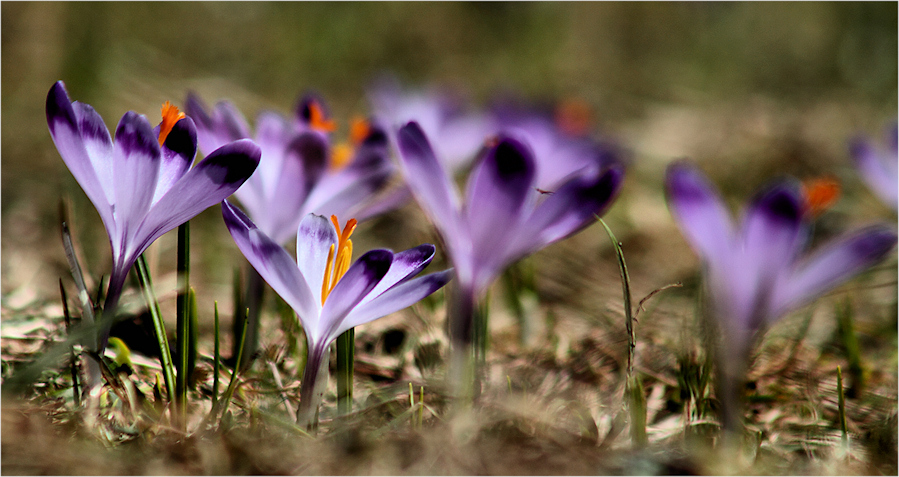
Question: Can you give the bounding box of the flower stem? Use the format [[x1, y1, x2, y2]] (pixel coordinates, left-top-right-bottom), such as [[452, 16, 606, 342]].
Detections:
[[233, 264, 265, 369], [336, 328, 354, 416], [448, 283, 477, 403], [176, 221, 190, 429], [296, 343, 328, 430]]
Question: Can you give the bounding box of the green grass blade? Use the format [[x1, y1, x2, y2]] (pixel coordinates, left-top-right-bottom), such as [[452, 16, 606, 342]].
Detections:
[[135, 254, 176, 403], [176, 222, 190, 427], [212, 301, 220, 410], [217, 310, 249, 428]]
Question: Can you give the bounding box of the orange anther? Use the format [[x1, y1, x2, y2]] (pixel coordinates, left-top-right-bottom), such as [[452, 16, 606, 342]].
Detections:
[[349, 116, 371, 145], [802, 177, 841, 218], [555, 98, 592, 136], [321, 215, 357, 304], [158, 101, 186, 146], [308, 101, 337, 133]]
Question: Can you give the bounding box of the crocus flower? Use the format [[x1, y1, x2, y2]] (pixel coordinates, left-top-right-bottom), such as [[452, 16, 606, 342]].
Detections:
[[221, 200, 452, 425], [187, 93, 394, 244], [396, 121, 624, 347], [368, 77, 491, 175], [46, 81, 261, 350], [665, 160, 896, 432], [849, 122, 898, 211], [490, 99, 623, 192]]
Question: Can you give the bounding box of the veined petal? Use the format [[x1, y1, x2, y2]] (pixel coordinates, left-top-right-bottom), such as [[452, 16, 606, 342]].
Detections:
[[465, 135, 536, 264], [319, 249, 393, 343], [152, 117, 197, 205], [296, 213, 338, 308], [222, 201, 319, 334], [357, 244, 436, 308], [46, 82, 116, 232], [665, 161, 737, 268], [396, 122, 464, 242], [134, 139, 260, 256], [771, 225, 897, 319], [112, 111, 162, 247], [336, 269, 453, 339]]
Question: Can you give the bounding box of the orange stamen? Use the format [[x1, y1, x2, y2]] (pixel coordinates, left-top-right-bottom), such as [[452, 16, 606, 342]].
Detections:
[[555, 98, 593, 136], [802, 177, 841, 218], [349, 116, 371, 145], [158, 101, 186, 146], [320, 215, 357, 304], [308, 101, 337, 133]]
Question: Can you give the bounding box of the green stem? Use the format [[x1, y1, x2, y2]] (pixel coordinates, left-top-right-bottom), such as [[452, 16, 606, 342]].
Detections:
[[176, 222, 190, 427], [336, 328, 354, 416], [212, 302, 220, 410], [135, 254, 176, 403]]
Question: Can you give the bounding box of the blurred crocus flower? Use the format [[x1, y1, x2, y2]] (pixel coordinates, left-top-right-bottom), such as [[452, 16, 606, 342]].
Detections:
[[222, 201, 452, 425], [396, 121, 624, 348], [490, 99, 623, 192], [187, 93, 394, 245], [46, 81, 261, 348], [369, 78, 491, 174], [849, 122, 898, 211], [665, 160, 896, 432]]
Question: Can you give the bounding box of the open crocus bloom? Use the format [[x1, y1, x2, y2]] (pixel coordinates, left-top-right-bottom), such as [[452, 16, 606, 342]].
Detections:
[[46, 81, 261, 348], [665, 160, 897, 358], [187, 93, 395, 244], [221, 200, 452, 422], [849, 122, 898, 211], [397, 121, 625, 299]]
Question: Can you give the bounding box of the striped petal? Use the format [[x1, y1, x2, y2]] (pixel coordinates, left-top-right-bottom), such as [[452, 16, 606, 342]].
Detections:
[[319, 249, 393, 343], [296, 213, 338, 308]]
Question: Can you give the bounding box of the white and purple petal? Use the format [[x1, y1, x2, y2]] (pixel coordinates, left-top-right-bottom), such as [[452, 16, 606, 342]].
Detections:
[[665, 161, 737, 268], [771, 225, 897, 319], [134, 139, 260, 256], [337, 269, 454, 338], [222, 201, 319, 333], [152, 117, 197, 204], [850, 133, 898, 209], [295, 213, 338, 308], [319, 249, 393, 343], [112, 111, 162, 247]]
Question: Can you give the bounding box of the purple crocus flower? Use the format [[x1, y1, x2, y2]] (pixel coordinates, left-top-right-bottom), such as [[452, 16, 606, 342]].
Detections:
[[849, 122, 898, 211], [187, 93, 394, 244], [396, 121, 624, 349], [46, 81, 261, 349], [665, 160, 896, 432], [369, 78, 491, 175], [221, 200, 452, 425]]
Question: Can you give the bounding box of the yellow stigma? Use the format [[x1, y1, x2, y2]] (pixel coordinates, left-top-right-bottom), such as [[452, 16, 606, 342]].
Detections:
[[331, 143, 354, 171], [308, 101, 337, 133], [329, 117, 370, 171], [320, 215, 357, 305], [158, 101, 186, 146]]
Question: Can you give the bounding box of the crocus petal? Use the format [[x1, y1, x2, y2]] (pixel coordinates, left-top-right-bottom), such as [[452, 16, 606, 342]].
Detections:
[[665, 161, 736, 268], [46, 82, 116, 230], [263, 132, 328, 242], [514, 163, 625, 259], [396, 122, 464, 242], [303, 154, 393, 220], [152, 117, 198, 204], [296, 213, 338, 308], [850, 137, 898, 209], [222, 201, 319, 333], [465, 136, 536, 264], [185, 93, 251, 156], [112, 111, 162, 247], [336, 269, 454, 339], [771, 225, 897, 318], [356, 244, 436, 308], [134, 139, 260, 255], [319, 249, 393, 343]]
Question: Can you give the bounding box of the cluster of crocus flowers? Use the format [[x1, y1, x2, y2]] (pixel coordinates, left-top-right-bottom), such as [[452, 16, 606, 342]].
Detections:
[[46, 81, 261, 353], [664, 160, 897, 435], [187, 93, 395, 245], [396, 122, 625, 358], [849, 122, 898, 211], [221, 201, 452, 426]]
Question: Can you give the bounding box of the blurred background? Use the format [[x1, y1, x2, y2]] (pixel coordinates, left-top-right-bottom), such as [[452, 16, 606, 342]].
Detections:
[[2, 1, 896, 350]]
